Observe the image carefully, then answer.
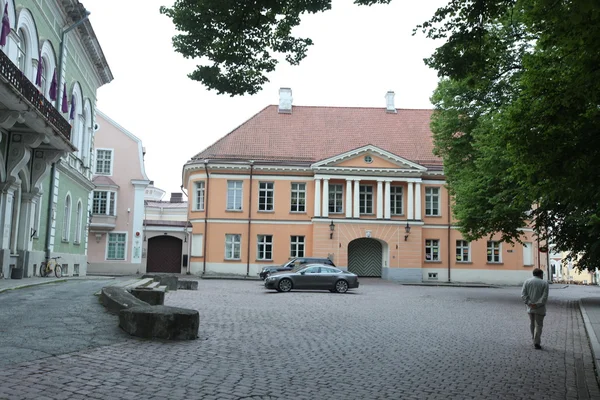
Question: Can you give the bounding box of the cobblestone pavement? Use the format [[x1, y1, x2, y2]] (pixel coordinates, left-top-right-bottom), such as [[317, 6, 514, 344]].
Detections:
[[0, 279, 599, 400]]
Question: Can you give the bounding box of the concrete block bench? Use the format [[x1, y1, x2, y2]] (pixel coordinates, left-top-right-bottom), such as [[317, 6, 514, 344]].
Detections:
[[100, 286, 148, 314], [130, 287, 165, 305], [142, 274, 178, 291], [119, 305, 199, 340], [177, 279, 198, 290]]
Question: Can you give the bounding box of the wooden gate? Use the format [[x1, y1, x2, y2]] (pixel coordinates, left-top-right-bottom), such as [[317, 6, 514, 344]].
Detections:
[[147, 236, 182, 273]]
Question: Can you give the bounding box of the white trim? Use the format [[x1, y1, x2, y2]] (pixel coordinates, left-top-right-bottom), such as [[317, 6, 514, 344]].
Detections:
[[204, 173, 314, 181], [257, 180, 275, 212], [316, 174, 423, 183], [74, 199, 83, 244], [189, 219, 313, 225], [311, 144, 427, 171], [144, 226, 188, 232], [423, 180, 446, 185]]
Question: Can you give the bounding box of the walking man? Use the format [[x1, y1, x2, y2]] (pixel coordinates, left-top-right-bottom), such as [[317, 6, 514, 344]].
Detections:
[[521, 268, 549, 349]]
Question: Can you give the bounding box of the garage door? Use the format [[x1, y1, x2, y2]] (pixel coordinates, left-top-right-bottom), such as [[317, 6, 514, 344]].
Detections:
[[147, 236, 182, 273], [348, 238, 382, 277]]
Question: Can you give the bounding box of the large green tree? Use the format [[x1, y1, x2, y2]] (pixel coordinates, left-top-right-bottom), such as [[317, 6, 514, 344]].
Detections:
[[161, 0, 600, 270]]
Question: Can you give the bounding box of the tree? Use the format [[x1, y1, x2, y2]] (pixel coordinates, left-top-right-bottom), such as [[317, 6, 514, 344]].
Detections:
[[159, 0, 391, 96], [424, 0, 600, 271]]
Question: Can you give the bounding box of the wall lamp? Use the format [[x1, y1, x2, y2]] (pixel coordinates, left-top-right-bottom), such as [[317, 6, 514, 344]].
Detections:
[[404, 222, 411, 241], [329, 221, 335, 239]]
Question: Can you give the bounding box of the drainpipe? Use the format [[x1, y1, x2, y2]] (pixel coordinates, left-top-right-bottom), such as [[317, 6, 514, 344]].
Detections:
[[447, 192, 451, 282], [180, 186, 191, 275], [246, 161, 254, 276], [202, 160, 210, 274], [44, 163, 56, 260]]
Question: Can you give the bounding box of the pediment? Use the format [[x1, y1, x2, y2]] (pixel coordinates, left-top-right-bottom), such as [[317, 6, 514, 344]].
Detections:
[[311, 145, 426, 171]]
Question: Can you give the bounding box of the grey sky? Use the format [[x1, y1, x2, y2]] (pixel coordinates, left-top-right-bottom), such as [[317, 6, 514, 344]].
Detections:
[[83, 0, 446, 196]]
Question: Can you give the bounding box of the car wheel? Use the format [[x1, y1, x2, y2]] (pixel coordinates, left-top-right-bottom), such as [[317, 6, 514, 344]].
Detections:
[[334, 280, 349, 293], [278, 278, 293, 293]]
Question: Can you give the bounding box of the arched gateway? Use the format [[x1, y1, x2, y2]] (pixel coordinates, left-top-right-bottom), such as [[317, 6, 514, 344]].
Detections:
[[348, 238, 383, 277], [147, 236, 182, 273]]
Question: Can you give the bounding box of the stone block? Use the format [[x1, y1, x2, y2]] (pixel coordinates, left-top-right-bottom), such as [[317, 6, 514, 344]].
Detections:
[[177, 279, 198, 290], [119, 305, 199, 340], [142, 274, 178, 291], [100, 286, 148, 314], [130, 288, 165, 305]]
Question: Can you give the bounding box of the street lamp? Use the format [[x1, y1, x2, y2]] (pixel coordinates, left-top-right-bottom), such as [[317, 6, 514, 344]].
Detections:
[[404, 222, 411, 241], [329, 221, 335, 239]]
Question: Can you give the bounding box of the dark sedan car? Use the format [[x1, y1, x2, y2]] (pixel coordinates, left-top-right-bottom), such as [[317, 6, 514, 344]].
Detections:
[[258, 257, 336, 280], [264, 264, 359, 293]]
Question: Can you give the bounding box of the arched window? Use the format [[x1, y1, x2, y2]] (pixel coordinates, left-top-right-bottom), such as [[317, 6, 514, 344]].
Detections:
[[38, 58, 47, 93], [17, 29, 26, 71], [62, 195, 71, 241], [75, 201, 82, 244]]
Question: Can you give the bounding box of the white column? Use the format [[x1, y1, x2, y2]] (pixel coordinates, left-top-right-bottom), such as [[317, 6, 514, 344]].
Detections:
[[322, 178, 329, 218], [0, 189, 16, 249], [314, 178, 321, 218], [384, 181, 391, 219], [376, 180, 383, 219], [353, 180, 360, 218], [407, 182, 414, 220], [345, 179, 352, 218], [415, 182, 422, 220]]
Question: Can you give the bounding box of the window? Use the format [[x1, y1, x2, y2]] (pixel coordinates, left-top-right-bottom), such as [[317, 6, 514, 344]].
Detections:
[[92, 191, 116, 216], [75, 201, 83, 244], [390, 186, 403, 215], [359, 185, 373, 214], [107, 233, 126, 260], [364, 155, 373, 163], [62, 195, 71, 241], [290, 183, 306, 212], [456, 240, 470, 262], [257, 235, 273, 260], [95, 149, 113, 175], [523, 242, 533, 266], [487, 241, 501, 263], [425, 239, 440, 261], [195, 181, 205, 211], [191, 234, 203, 257], [225, 234, 241, 260], [328, 184, 343, 213], [425, 187, 440, 216], [39, 59, 47, 94], [226, 181, 243, 210], [290, 236, 305, 258], [258, 182, 274, 211], [17, 30, 26, 72]]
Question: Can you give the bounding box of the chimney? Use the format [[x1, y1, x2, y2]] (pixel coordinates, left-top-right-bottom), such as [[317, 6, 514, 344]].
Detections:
[[385, 91, 397, 113], [170, 192, 183, 203], [278, 88, 293, 114]]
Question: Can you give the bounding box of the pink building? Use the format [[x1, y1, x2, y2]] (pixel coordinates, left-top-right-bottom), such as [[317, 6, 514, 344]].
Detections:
[[87, 111, 150, 274]]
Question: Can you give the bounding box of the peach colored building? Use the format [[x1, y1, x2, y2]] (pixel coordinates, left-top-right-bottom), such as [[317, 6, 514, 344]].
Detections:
[[87, 111, 150, 274], [182, 89, 540, 284]]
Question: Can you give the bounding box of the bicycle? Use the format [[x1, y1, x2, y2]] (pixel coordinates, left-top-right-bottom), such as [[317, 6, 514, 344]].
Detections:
[[40, 256, 62, 278]]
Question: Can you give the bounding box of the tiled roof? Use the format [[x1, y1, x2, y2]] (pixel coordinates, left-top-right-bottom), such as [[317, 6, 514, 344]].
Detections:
[[192, 106, 440, 167], [92, 175, 119, 187]]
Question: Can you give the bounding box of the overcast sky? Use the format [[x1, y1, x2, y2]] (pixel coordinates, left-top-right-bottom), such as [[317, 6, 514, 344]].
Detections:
[[83, 0, 447, 197]]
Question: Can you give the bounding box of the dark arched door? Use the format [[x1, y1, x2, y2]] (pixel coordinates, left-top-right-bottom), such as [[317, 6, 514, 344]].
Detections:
[[348, 238, 382, 277], [147, 236, 182, 273]]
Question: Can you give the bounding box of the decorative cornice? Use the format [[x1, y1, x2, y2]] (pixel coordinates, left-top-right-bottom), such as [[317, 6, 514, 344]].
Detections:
[[311, 144, 427, 171], [57, 160, 95, 190]]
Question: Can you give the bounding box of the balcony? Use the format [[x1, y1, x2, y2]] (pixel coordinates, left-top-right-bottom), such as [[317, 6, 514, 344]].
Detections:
[[0, 50, 71, 141], [90, 214, 116, 231]]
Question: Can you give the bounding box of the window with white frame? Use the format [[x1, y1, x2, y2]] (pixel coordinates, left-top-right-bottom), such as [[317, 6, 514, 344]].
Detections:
[[456, 240, 470, 262], [191, 234, 203, 257], [195, 181, 205, 211], [226, 181, 243, 210], [95, 149, 113, 175], [290, 183, 306, 212], [425, 239, 440, 261], [523, 242, 533, 266], [257, 235, 273, 260], [225, 234, 241, 260], [359, 185, 373, 214], [391, 186, 403, 215], [290, 236, 305, 258], [328, 184, 343, 213], [107, 233, 126, 260], [487, 241, 501, 263], [258, 182, 274, 211], [92, 191, 116, 215], [39, 59, 47, 94], [425, 187, 440, 216], [62, 195, 71, 241], [17, 30, 27, 72], [75, 201, 82, 244]]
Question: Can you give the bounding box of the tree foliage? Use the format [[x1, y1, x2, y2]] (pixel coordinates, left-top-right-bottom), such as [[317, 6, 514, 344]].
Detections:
[[160, 0, 391, 96], [422, 0, 600, 271]]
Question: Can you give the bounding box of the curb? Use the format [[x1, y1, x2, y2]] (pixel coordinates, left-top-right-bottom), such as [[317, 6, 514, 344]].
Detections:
[[579, 299, 600, 386], [399, 283, 501, 289], [0, 276, 116, 294], [200, 275, 261, 281]]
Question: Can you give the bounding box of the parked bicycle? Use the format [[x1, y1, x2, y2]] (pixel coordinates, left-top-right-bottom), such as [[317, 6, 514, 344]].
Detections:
[[40, 256, 62, 278]]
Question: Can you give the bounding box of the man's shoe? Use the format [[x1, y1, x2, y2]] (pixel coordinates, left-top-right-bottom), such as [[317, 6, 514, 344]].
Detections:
[[534, 344, 542, 350]]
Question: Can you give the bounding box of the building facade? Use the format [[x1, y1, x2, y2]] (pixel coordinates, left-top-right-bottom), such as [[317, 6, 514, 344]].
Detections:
[[0, 0, 112, 279], [182, 89, 541, 285], [87, 111, 149, 275]]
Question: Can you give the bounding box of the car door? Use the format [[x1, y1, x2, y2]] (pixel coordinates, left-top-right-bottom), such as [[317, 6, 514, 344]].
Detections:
[[319, 267, 339, 288], [294, 266, 321, 289]]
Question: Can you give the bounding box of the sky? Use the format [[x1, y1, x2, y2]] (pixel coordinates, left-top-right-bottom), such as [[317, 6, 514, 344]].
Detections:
[[82, 0, 447, 197]]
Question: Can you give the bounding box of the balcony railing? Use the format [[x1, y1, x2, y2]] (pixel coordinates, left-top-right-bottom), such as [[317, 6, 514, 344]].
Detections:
[[0, 50, 71, 141]]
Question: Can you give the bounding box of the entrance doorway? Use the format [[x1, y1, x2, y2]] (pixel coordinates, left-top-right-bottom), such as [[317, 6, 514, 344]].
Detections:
[[147, 236, 182, 273], [348, 238, 382, 277]]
